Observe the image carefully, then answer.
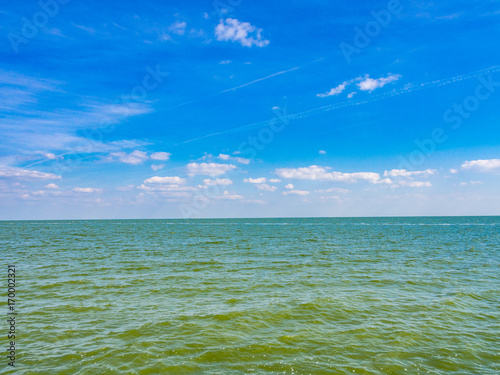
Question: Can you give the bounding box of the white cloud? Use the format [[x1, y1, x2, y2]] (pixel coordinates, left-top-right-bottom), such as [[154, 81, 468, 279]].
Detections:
[[244, 177, 267, 184], [116, 185, 135, 191], [144, 176, 186, 185], [357, 74, 401, 92], [256, 184, 277, 192], [461, 159, 500, 172], [215, 18, 270, 47], [169, 21, 187, 36], [215, 191, 243, 200], [218, 153, 231, 160], [72, 187, 102, 193], [397, 180, 432, 187], [314, 187, 350, 194], [450, 168, 459, 174], [269, 178, 281, 183], [283, 190, 310, 196], [285, 183, 294, 189], [137, 184, 195, 196], [32, 190, 62, 197], [317, 82, 347, 98], [275, 165, 385, 184], [217, 154, 250, 164], [347, 92, 356, 99], [111, 150, 148, 165], [44, 183, 59, 189], [219, 60, 232, 64], [187, 162, 236, 176], [203, 178, 232, 186], [150, 152, 171, 161], [384, 169, 437, 177], [151, 164, 165, 171], [0, 168, 61, 180], [319, 150, 326, 155], [208, 153, 250, 165]]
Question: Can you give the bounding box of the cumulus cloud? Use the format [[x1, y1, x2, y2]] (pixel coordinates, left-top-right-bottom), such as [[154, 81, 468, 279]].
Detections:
[[284, 183, 294, 189], [0, 168, 61, 180], [317, 82, 347, 98], [269, 178, 281, 183], [215, 18, 269, 47], [150, 152, 171, 161], [187, 162, 236, 176], [44, 183, 59, 189], [357, 74, 401, 92], [283, 190, 310, 196], [244, 177, 267, 184], [72, 187, 102, 193], [144, 176, 186, 185], [256, 183, 277, 192], [384, 169, 437, 177], [275, 165, 387, 184], [461, 159, 500, 172], [203, 178, 232, 186]]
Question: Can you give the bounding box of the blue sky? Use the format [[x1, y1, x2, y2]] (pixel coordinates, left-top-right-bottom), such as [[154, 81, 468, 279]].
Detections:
[[1, 0, 499, 219]]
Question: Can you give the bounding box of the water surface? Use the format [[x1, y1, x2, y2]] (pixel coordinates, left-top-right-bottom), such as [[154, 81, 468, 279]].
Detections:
[[2, 217, 499, 374]]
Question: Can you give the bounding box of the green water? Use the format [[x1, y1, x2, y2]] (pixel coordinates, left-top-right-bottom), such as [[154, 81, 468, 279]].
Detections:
[[2, 217, 499, 374]]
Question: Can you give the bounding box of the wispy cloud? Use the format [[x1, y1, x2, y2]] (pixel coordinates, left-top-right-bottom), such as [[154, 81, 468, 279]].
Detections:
[[317, 82, 348, 97], [169, 21, 186, 35], [215, 191, 243, 200], [187, 162, 236, 176], [275, 165, 390, 184], [0, 167, 61, 180], [203, 178, 232, 186], [109, 150, 149, 165], [243, 177, 267, 184], [384, 169, 437, 177], [72, 187, 102, 193], [283, 190, 310, 196], [144, 176, 186, 184]]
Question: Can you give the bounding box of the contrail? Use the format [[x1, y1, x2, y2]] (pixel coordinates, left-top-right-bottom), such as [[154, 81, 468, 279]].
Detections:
[[174, 65, 500, 145], [218, 66, 301, 93], [167, 58, 323, 109]]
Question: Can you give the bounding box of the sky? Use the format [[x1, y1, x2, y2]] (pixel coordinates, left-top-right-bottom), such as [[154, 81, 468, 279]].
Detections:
[[0, 0, 499, 219]]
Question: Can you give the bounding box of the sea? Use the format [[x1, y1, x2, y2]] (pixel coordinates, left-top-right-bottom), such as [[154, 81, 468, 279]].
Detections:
[[1, 217, 499, 374]]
